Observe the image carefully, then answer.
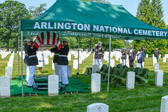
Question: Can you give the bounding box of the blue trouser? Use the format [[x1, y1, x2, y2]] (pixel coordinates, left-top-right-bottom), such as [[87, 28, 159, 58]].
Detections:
[[155, 56, 159, 62], [138, 60, 143, 69], [122, 59, 125, 65]]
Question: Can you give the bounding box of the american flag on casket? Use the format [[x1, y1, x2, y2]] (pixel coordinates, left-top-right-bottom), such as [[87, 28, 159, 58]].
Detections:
[[34, 32, 62, 50]]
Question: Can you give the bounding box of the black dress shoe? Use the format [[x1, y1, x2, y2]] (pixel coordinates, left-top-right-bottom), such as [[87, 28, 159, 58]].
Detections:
[[27, 86, 33, 88], [59, 85, 66, 91]]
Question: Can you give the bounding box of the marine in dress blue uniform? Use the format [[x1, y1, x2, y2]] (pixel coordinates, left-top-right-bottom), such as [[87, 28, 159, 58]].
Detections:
[[50, 46, 60, 76], [93, 44, 98, 65], [57, 39, 69, 90], [96, 42, 104, 68], [24, 39, 30, 82], [27, 41, 38, 87]]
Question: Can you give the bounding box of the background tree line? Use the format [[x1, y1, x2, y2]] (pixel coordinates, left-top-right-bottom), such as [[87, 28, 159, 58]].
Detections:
[[0, 0, 167, 56], [132, 0, 168, 56]]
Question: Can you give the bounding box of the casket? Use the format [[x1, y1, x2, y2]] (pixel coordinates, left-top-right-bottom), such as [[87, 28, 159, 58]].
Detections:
[[34, 32, 62, 50]]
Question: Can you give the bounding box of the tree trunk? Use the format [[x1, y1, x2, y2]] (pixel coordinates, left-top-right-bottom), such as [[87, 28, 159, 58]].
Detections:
[[7, 41, 9, 51], [88, 39, 92, 51]]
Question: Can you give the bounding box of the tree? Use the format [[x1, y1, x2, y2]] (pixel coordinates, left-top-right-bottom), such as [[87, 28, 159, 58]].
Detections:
[[0, 0, 29, 51], [151, 0, 165, 28], [29, 3, 47, 19], [133, 0, 167, 56]]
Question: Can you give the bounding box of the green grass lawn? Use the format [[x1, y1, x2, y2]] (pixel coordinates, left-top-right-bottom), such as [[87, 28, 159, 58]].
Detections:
[[0, 53, 168, 112]]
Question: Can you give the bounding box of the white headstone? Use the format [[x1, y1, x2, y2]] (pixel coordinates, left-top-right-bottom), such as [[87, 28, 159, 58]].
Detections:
[[48, 75, 59, 96], [92, 65, 99, 73], [142, 62, 144, 67], [73, 60, 78, 69], [0, 76, 10, 97], [67, 65, 72, 77], [153, 58, 157, 66], [110, 59, 115, 67], [68, 54, 71, 61], [126, 71, 135, 90], [87, 103, 109, 112], [146, 54, 148, 58], [91, 73, 101, 93], [120, 58, 122, 64], [126, 59, 129, 67], [52, 62, 54, 70], [5, 67, 13, 80], [160, 95, 168, 112], [44, 57, 49, 64], [155, 70, 164, 87], [135, 56, 137, 61], [7, 61, 13, 67], [154, 63, 159, 72], [159, 54, 161, 58], [79, 59, 82, 64], [116, 56, 119, 61], [136, 63, 141, 68], [163, 57, 166, 63]]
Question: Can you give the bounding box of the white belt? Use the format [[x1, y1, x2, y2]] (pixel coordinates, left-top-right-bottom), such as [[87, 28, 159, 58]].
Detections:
[[59, 55, 67, 57], [29, 55, 37, 58], [55, 54, 59, 56], [98, 53, 102, 54]]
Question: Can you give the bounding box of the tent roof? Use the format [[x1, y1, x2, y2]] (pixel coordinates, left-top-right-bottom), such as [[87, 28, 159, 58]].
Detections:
[[21, 0, 168, 39]]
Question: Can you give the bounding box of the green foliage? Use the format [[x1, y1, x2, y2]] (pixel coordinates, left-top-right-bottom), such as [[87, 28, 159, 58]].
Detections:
[[132, 39, 167, 56], [133, 0, 167, 56], [101, 38, 125, 50], [0, 0, 29, 50], [29, 3, 47, 19], [100, 64, 149, 86]]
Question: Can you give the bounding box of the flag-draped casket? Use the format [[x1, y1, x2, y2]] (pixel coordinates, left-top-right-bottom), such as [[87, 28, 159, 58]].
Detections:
[[35, 32, 62, 50]]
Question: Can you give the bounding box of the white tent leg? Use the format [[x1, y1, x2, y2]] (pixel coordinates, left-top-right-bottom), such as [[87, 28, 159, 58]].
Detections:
[[125, 39, 128, 66], [107, 36, 111, 92], [77, 37, 80, 78], [18, 35, 20, 77], [21, 31, 24, 97]]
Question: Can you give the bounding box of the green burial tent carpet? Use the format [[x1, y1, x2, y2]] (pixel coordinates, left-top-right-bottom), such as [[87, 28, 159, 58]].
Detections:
[[10, 77, 90, 96]]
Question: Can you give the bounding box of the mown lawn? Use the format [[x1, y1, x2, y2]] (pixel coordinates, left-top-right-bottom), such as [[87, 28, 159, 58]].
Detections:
[[0, 53, 168, 112]]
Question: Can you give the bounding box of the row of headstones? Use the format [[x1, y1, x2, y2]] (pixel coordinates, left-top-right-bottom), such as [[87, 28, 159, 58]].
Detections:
[[153, 54, 162, 65], [0, 75, 167, 112], [92, 63, 164, 89], [5, 52, 14, 80], [0, 51, 11, 59], [154, 63, 165, 87], [163, 54, 168, 63], [88, 95, 168, 112], [73, 52, 91, 69], [87, 96, 168, 112], [104, 51, 122, 62]]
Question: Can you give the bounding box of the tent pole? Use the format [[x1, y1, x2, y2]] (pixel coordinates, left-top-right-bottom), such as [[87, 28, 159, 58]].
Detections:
[[77, 37, 80, 78], [18, 35, 20, 77], [21, 31, 24, 97], [125, 39, 128, 66], [107, 36, 111, 92]]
